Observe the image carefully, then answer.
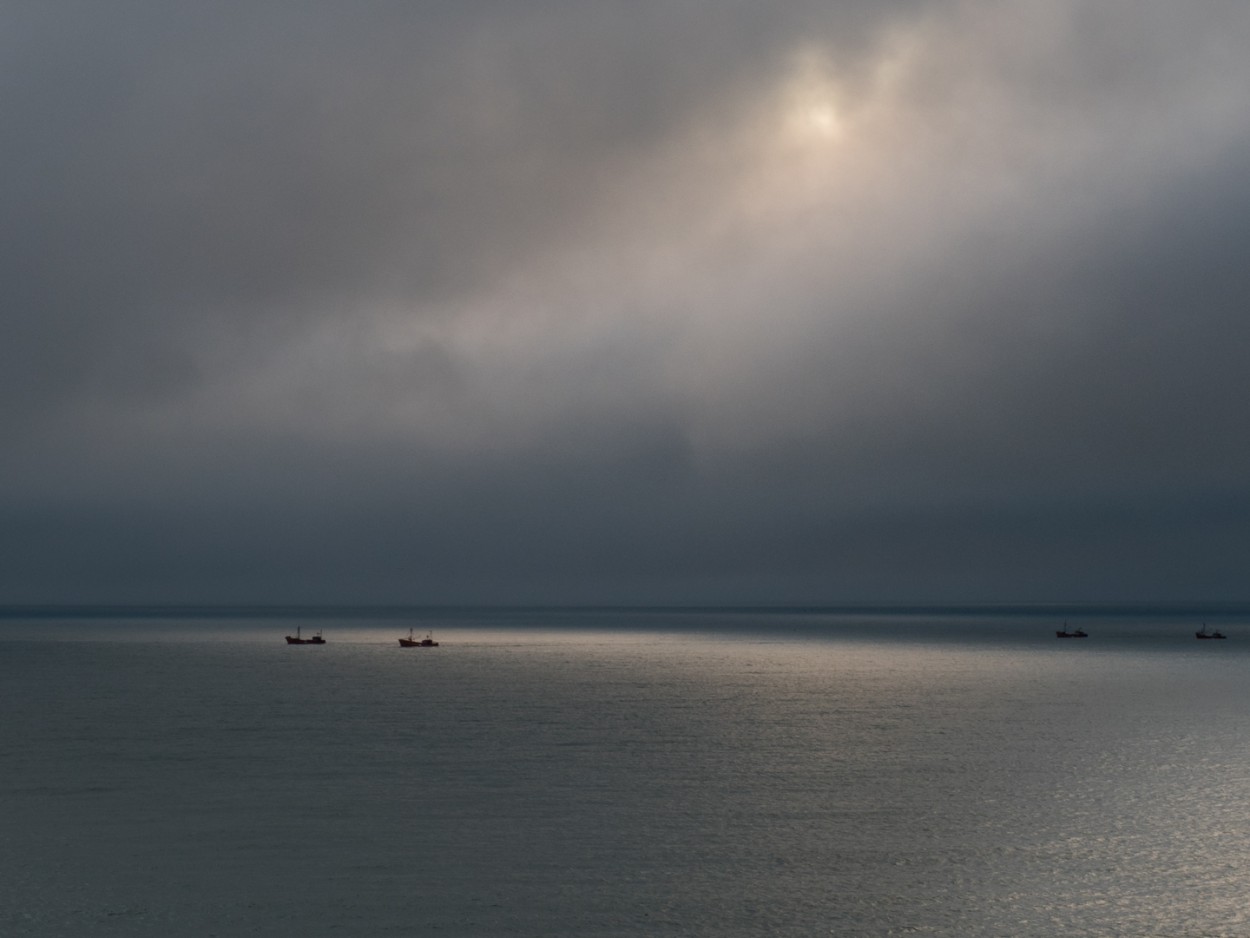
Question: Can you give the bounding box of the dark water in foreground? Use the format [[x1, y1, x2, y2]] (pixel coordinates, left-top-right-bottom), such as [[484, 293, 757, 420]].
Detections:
[[3, 607, 1250, 936]]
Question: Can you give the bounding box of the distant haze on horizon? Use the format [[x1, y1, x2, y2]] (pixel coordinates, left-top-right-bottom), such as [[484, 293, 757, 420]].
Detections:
[[4, 2, 1250, 605]]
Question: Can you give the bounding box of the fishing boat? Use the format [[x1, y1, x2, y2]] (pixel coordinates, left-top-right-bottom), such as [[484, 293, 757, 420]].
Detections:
[[1195, 624, 1227, 640], [399, 629, 438, 648], [285, 627, 326, 645], [1056, 624, 1088, 638]]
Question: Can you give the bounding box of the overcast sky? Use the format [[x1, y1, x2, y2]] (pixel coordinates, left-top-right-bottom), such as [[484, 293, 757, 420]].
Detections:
[[4, 1, 1250, 605]]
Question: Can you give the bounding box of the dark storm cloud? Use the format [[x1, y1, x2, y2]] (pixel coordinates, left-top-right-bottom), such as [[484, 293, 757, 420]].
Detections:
[[0, 0, 920, 418], [3, 1, 1250, 603]]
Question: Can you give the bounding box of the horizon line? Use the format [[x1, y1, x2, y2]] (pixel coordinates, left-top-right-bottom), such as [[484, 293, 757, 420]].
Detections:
[[3, 600, 1250, 620]]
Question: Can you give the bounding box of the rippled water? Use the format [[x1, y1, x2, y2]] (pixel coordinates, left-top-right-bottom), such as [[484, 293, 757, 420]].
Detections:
[[3, 609, 1250, 936]]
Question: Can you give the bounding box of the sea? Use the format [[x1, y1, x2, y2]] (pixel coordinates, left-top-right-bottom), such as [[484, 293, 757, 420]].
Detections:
[[4, 605, 1250, 937]]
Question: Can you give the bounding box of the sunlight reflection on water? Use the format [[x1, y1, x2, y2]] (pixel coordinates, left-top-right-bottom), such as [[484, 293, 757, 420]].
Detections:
[[3, 610, 1250, 935]]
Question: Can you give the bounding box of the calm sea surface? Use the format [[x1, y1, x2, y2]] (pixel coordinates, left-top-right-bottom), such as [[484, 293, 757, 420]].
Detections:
[[3, 607, 1250, 936]]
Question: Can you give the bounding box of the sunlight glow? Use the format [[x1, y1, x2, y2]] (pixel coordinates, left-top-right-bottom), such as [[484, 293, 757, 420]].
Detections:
[[781, 48, 846, 143], [802, 102, 843, 139]]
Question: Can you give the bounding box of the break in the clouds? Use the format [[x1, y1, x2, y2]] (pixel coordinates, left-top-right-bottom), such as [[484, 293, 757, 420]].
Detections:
[[3, 1, 1250, 604]]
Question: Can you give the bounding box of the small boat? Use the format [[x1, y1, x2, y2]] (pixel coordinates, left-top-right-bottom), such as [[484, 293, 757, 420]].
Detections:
[[399, 629, 438, 648], [1056, 623, 1088, 638], [285, 627, 326, 645], [1195, 624, 1227, 640]]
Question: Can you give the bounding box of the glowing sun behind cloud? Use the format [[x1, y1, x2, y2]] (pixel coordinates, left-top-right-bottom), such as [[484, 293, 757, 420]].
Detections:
[[801, 102, 843, 139], [781, 47, 846, 143]]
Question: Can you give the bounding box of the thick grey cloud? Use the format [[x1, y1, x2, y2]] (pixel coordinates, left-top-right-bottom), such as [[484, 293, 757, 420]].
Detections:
[[3, 0, 1250, 604]]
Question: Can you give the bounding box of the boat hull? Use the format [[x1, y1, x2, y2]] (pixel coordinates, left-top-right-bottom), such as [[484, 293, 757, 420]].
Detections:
[[399, 630, 439, 647]]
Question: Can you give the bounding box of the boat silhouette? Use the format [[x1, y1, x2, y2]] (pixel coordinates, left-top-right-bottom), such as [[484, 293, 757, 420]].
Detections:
[[399, 629, 438, 648], [285, 627, 326, 645]]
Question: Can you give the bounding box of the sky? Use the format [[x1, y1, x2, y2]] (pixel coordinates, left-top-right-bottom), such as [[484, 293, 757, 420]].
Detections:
[[4, 1, 1250, 605]]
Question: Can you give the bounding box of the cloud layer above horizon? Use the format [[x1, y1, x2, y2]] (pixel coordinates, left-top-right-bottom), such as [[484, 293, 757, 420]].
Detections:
[[5, 1, 1250, 604]]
